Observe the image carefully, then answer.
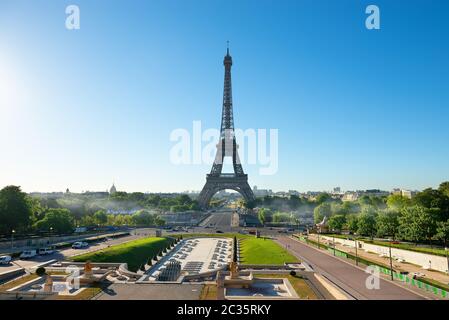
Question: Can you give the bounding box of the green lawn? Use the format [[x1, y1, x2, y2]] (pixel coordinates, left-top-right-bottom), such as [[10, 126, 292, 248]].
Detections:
[[72, 237, 171, 272], [239, 237, 299, 265]]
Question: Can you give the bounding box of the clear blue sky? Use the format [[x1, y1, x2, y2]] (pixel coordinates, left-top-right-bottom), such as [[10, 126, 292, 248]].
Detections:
[[1, 0, 448, 193]]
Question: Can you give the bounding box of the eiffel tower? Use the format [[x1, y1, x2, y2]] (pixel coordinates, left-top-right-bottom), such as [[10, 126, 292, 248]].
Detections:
[[198, 45, 255, 209]]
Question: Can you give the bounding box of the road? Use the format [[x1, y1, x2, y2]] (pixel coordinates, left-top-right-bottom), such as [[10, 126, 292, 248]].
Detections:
[[278, 236, 425, 300], [199, 211, 233, 230], [0, 228, 154, 274]]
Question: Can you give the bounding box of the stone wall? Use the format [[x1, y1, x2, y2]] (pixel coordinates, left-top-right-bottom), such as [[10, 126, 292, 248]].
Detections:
[[321, 235, 449, 273]]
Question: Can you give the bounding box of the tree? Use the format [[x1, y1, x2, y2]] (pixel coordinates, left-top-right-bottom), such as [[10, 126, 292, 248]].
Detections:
[[0, 186, 32, 234], [346, 214, 359, 233], [313, 202, 331, 224], [272, 211, 294, 223], [386, 194, 411, 209], [34, 208, 75, 234], [398, 206, 437, 245], [154, 215, 165, 226], [328, 215, 346, 232], [435, 219, 449, 246], [287, 195, 302, 210], [376, 209, 400, 239], [439, 182, 449, 198], [357, 207, 378, 238], [132, 210, 155, 226], [413, 188, 449, 221], [93, 210, 108, 226], [258, 208, 268, 226], [27, 196, 46, 224], [315, 193, 331, 205], [80, 214, 95, 227], [358, 195, 374, 207]]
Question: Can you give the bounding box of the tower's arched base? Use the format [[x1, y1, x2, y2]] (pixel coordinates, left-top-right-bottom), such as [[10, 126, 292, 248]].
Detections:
[[198, 174, 255, 210]]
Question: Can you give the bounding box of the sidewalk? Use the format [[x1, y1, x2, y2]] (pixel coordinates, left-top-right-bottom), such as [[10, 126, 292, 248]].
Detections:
[[308, 234, 449, 288], [0, 231, 129, 255]]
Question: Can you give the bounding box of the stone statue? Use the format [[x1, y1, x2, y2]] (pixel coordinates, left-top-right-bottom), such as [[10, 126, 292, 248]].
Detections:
[[229, 261, 239, 279], [84, 261, 93, 278], [43, 275, 53, 293], [216, 271, 225, 300]]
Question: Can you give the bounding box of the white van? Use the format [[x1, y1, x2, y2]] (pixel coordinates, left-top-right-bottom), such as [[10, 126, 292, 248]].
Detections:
[[20, 250, 37, 259], [0, 255, 12, 265], [38, 247, 55, 255]]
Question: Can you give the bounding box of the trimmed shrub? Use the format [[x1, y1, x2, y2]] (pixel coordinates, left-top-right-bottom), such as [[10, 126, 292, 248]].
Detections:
[[36, 267, 46, 276]]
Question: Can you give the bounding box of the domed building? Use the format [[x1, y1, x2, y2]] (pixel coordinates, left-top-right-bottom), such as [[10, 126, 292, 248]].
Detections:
[[109, 183, 117, 195]]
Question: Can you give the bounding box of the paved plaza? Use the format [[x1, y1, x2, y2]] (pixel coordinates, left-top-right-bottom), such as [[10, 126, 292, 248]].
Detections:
[[147, 237, 232, 280], [96, 283, 203, 300]]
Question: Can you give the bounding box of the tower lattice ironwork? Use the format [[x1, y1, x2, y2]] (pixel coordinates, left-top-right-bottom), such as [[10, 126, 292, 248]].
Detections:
[[198, 46, 255, 209]]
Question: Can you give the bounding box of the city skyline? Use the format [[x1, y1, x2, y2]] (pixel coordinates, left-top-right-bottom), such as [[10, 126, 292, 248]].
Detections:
[[1, 1, 449, 193]]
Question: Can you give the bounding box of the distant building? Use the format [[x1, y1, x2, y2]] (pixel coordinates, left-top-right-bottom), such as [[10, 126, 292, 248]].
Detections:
[[288, 190, 300, 196], [252, 186, 273, 197], [360, 189, 389, 197], [333, 187, 341, 194], [342, 192, 359, 202], [109, 183, 117, 195], [392, 188, 415, 199]]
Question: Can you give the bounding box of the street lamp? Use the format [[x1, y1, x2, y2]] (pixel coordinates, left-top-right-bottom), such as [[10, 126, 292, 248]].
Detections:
[[333, 234, 336, 256], [445, 247, 449, 275], [49, 227, 53, 246], [317, 232, 321, 249], [354, 233, 359, 266], [11, 229, 16, 249], [389, 238, 394, 281]]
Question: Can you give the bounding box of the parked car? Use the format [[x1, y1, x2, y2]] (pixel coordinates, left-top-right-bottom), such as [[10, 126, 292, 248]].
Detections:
[[20, 250, 37, 259], [216, 230, 224, 233], [72, 241, 89, 249], [412, 272, 426, 279], [0, 255, 12, 265], [38, 247, 55, 255]]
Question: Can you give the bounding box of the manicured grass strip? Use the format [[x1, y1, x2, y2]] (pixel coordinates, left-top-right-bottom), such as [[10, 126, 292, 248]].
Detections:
[[56, 286, 103, 300], [0, 274, 39, 291], [418, 276, 449, 292], [72, 237, 171, 272], [239, 237, 298, 265]]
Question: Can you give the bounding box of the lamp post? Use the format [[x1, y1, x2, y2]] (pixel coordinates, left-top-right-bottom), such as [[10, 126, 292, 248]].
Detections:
[[389, 238, 394, 281], [445, 247, 449, 275], [317, 232, 321, 249], [49, 227, 53, 246], [333, 234, 336, 256], [354, 233, 359, 266], [11, 229, 16, 249]]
